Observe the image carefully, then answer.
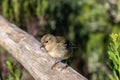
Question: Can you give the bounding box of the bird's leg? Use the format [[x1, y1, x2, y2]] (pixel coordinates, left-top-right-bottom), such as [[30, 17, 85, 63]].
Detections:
[[51, 60, 61, 69], [51, 60, 69, 70], [61, 60, 69, 69]]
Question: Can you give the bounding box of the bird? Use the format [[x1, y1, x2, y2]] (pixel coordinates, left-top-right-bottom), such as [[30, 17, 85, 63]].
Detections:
[[40, 34, 72, 68]]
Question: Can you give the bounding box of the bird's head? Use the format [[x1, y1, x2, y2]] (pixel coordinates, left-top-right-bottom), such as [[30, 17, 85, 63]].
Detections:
[[41, 34, 57, 47]]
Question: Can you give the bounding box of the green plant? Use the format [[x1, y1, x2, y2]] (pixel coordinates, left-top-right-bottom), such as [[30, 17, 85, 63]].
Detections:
[[108, 33, 120, 80], [5, 58, 22, 80]]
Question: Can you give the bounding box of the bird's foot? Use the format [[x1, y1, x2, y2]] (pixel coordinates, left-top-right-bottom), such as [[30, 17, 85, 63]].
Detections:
[[51, 60, 60, 69], [51, 60, 68, 71]]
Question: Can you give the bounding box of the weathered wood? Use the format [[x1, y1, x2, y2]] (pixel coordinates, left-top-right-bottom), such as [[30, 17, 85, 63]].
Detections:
[[0, 15, 87, 80]]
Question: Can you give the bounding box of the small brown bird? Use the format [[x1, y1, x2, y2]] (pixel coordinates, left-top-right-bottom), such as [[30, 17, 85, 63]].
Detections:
[[41, 34, 72, 68], [41, 34, 71, 60]]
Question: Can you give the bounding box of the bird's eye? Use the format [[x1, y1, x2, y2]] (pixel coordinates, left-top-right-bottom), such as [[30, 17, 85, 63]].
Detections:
[[45, 41, 48, 43]]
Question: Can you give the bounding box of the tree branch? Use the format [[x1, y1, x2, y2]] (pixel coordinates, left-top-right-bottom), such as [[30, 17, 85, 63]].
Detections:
[[0, 15, 87, 80]]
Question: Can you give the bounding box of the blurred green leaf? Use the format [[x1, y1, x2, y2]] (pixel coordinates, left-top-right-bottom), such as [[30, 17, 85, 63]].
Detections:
[[6, 59, 13, 73], [7, 75, 14, 80], [108, 33, 120, 80], [2, 0, 8, 18]]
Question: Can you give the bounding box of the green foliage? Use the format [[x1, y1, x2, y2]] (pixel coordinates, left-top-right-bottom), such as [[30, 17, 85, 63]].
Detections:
[[5, 58, 22, 80], [108, 33, 120, 80], [36, 0, 48, 18], [87, 33, 104, 72], [1, 0, 8, 18], [85, 33, 108, 80], [78, 0, 109, 34], [12, 0, 20, 23], [1, 0, 48, 26]]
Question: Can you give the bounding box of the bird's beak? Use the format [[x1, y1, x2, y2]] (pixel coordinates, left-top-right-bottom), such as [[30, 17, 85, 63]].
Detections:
[[40, 44, 45, 48]]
